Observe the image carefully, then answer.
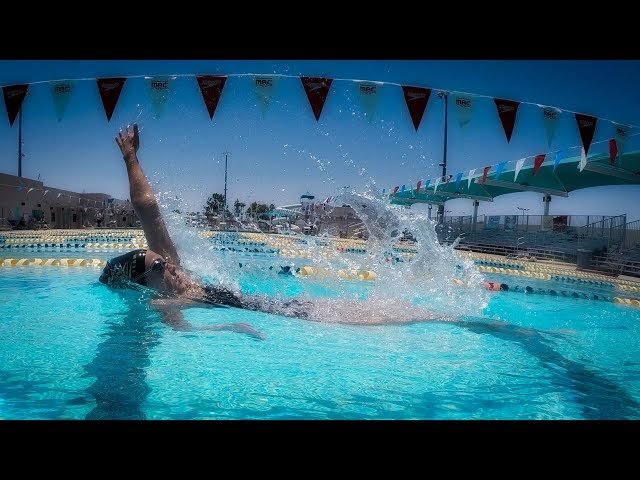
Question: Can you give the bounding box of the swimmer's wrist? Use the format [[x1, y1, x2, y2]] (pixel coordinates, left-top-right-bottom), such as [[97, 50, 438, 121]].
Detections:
[[123, 152, 138, 164]]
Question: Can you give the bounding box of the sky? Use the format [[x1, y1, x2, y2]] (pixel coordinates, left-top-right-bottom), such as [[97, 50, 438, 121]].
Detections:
[[1, 60, 639, 221]]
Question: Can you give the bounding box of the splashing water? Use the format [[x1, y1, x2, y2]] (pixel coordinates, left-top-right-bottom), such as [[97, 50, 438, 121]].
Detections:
[[154, 186, 488, 322]]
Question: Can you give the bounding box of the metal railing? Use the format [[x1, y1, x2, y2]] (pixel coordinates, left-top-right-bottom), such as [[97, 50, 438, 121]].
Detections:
[[576, 214, 627, 251], [622, 219, 640, 250]]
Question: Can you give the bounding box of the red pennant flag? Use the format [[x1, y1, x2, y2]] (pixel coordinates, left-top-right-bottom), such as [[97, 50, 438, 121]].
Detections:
[[401, 86, 431, 131], [416, 180, 422, 193], [2, 84, 28, 126], [300, 77, 333, 121], [96, 78, 126, 122], [533, 154, 546, 175], [196, 75, 227, 120], [445, 174, 452, 184], [392, 186, 399, 195], [609, 138, 618, 165], [494, 98, 520, 143], [575, 113, 598, 155], [481, 166, 491, 183]]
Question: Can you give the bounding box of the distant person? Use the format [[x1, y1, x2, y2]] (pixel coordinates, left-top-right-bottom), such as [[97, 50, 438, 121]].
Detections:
[[98, 124, 453, 337]]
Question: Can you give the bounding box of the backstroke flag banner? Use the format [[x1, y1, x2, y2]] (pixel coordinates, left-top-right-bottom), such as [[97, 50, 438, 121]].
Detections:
[[468, 169, 475, 188], [575, 113, 598, 155], [50, 81, 74, 122], [96, 78, 127, 122], [356, 81, 382, 122], [300, 77, 333, 121], [614, 123, 631, 156], [196, 75, 227, 120], [146, 76, 174, 119], [252, 75, 279, 116], [514, 158, 525, 181], [453, 94, 474, 128], [542, 106, 562, 148], [401, 85, 431, 131], [494, 98, 520, 143], [2, 84, 29, 126]]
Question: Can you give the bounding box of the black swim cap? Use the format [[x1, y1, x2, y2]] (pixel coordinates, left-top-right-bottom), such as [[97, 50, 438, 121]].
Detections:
[[99, 249, 148, 286]]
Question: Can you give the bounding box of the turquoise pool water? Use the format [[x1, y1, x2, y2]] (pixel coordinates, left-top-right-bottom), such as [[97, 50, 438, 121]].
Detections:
[[2, 258, 640, 419]]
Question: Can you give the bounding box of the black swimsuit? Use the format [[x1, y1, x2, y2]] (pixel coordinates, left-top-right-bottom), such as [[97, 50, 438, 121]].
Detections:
[[99, 249, 148, 286]]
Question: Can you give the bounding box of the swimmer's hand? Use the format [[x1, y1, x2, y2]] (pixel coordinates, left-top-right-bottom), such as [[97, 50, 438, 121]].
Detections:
[[201, 322, 266, 341], [115, 123, 140, 162]]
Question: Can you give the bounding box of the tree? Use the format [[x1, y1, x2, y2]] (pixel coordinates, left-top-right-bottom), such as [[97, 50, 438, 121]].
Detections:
[[249, 201, 269, 216], [204, 193, 225, 217], [234, 199, 246, 216]]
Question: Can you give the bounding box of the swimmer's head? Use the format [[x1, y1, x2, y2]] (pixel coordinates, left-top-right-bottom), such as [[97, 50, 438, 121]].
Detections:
[[99, 249, 166, 288]]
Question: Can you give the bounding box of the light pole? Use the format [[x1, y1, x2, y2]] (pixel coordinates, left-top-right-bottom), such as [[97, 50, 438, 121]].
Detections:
[[436, 91, 448, 224], [222, 151, 231, 228], [516, 206, 530, 219]]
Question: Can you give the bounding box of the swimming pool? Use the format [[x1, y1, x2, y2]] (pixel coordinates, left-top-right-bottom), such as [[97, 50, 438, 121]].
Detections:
[[2, 249, 640, 420]]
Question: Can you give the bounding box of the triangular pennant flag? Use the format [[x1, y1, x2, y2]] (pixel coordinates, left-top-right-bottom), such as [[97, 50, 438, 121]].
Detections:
[[575, 113, 598, 155], [381, 189, 386, 195], [453, 94, 474, 128], [416, 180, 422, 194], [2, 84, 28, 126], [300, 77, 333, 121], [455, 172, 463, 189], [541, 106, 562, 147], [26, 187, 34, 194], [533, 154, 546, 175], [401, 85, 431, 131], [252, 75, 279, 116], [609, 139, 618, 166], [356, 81, 382, 122], [96, 78, 126, 122], [514, 158, 526, 181], [494, 98, 520, 143], [196, 75, 227, 120], [614, 123, 631, 156], [445, 174, 452, 185], [392, 186, 399, 195], [578, 147, 587, 172], [401, 184, 406, 192], [57, 193, 62, 198], [16, 186, 23, 192], [147, 76, 174, 119], [494, 161, 506, 178], [553, 151, 564, 171], [468, 169, 476, 188], [50, 81, 74, 122], [423, 179, 430, 190], [481, 166, 491, 183], [434, 177, 441, 193], [43, 190, 49, 196]]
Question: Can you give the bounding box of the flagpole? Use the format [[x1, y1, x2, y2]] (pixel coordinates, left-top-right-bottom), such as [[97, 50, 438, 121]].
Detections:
[[437, 91, 448, 224]]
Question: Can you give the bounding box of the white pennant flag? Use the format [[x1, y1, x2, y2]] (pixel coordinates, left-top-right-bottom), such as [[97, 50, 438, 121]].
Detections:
[[433, 177, 441, 193], [26, 187, 34, 194], [468, 169, 476, 188], [57, 193, 62, 199], [252, 75, 279, 116], [146, 76, 174, 119], [356, 81, 382, 122], [43, 190, 49, 196], [614, 123, 631, 157], [453, 94, 474, 128], [514, 158, 526, 182], [50, 81, 74, 122], [578, 147, 587, 172], [541, 106, 562, 147]]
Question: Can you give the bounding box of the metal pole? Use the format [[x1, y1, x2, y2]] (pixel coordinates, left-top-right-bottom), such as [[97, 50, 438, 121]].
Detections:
[[437, 92, 448, 224], [18, 107, 23, 177], [222, 151, 231, 229]]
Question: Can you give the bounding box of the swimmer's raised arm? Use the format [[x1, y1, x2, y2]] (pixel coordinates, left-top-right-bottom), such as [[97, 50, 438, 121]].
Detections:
[[115, 123, 181, 266]]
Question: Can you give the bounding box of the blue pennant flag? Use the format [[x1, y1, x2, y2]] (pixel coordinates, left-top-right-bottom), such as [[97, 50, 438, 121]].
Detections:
[[553, 150, 564, 171], [401, 184, 406, 192], [494, 161, 506, 178], [455, 172, 463, 188]]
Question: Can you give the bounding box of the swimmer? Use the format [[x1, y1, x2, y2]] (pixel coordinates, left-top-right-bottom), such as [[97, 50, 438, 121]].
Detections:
[[99, 124, 452, 334]]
